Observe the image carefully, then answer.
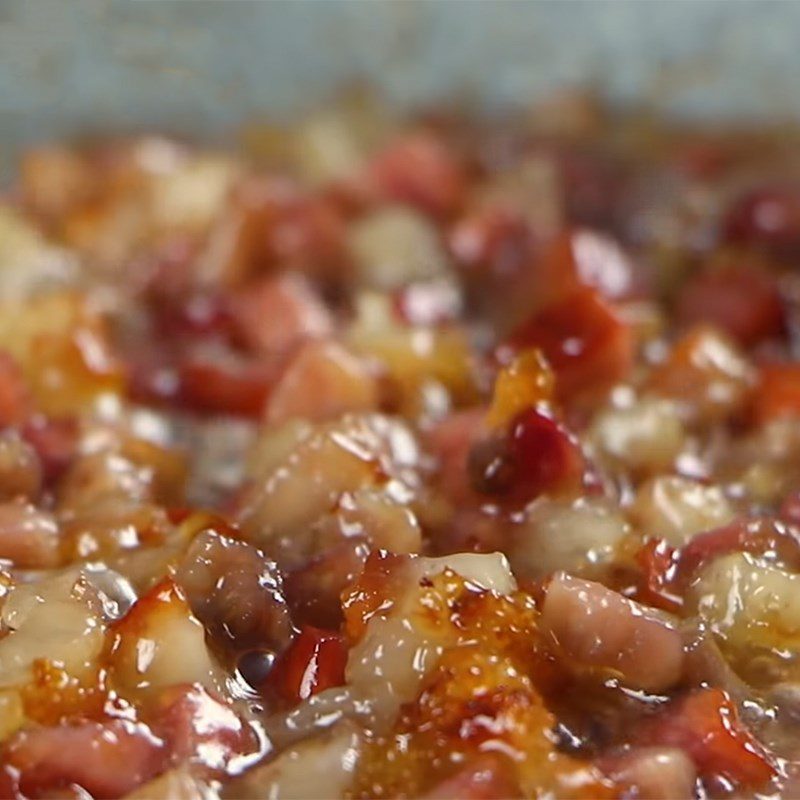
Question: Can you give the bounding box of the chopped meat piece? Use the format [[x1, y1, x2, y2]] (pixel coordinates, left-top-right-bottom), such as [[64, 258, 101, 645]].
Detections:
[[228, 273, 333, 356], [639, 688, 777, 791], [540, 573, 684, 692], [1, 719, 164, 799], [0, 500, 60, 568], [148, 683, 257, 772], [500, 288, 634, 402], [176, 528, 292, 652], [266, 340, 378, 425]]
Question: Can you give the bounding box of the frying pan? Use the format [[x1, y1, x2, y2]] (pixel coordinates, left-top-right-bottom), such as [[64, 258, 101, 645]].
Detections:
[[2, 0, 800, 180]]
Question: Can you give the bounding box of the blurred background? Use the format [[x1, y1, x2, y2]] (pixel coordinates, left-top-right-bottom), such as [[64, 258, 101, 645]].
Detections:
[[2, 1, 800, 179]]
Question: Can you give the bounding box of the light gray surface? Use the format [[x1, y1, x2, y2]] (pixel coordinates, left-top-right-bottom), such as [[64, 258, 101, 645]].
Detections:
[[1, 1, 799, 178]]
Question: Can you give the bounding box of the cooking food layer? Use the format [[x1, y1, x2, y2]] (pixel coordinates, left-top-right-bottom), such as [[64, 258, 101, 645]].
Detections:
[[2, 95, 800, 798]]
